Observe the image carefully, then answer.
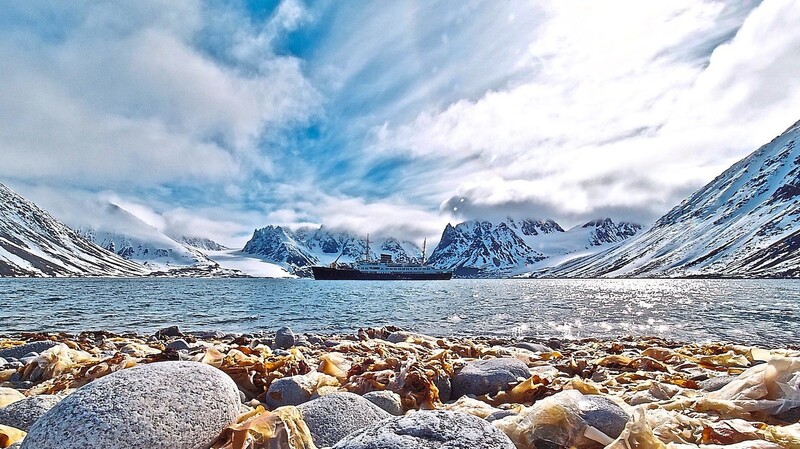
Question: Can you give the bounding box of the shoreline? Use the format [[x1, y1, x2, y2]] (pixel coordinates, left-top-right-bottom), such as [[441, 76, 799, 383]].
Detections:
[[1, 326, 799, 447]]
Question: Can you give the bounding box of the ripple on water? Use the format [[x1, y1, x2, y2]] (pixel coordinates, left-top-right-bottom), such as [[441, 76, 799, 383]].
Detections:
[[0, 278, 798, 346]]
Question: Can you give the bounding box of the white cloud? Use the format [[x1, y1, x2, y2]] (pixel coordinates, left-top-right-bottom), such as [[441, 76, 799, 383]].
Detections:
[[368, 0, 798, 226], [0, 0, 319, 186]]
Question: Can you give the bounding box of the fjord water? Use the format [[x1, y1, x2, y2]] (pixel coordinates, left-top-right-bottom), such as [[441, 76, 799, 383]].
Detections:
[[0, 278, 797, 347]]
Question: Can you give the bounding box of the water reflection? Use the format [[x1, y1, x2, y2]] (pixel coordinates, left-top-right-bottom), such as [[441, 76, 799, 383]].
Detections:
[[0, 278, 797, 347]]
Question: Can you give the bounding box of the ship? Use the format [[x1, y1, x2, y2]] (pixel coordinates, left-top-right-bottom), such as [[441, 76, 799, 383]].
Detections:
[[311, 235, 453, 280]]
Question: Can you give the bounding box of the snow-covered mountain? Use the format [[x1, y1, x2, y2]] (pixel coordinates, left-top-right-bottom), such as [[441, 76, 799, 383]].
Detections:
[[241, 225, 422, 272], [537, 119, 800, 278], [427, 218, 642, 277], [0, 183, 146, 277], [75, 204, 213, 269], [176, 236, 229, 251]]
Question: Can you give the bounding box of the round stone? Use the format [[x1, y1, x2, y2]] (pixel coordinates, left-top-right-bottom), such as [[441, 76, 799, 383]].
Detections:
[[363, 390, 403, 416], [333, 410, 517, 449], [275, 327, 296, 349], [576, 394, 629, 440], [298, 392, 390, 447], [0, 394, 62, 431], [0, 341, 59, 360], [264, 375, 314, 409], [21, 361, 240, 449], [452, 358, 530, 398]]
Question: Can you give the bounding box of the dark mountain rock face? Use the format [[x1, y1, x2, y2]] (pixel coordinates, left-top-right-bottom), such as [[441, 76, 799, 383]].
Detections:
[[427, 217, 641, 277], [0, 183, 147, 277], [537, 119, 800, 278]]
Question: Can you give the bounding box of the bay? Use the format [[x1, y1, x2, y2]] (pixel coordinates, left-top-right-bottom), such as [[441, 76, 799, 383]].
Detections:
[[0, 278, 797, 347]]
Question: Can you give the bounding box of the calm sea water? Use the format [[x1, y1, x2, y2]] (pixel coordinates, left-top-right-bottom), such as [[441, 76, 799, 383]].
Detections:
[[0, 278, 797, 347]]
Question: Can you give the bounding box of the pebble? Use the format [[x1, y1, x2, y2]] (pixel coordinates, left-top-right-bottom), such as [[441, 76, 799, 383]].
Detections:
[[333, 410, 517, 449], [485, 410, 517, 422], [0, 394, 62, 431], [699, 375, 736, 392], [0, 341, 59, 360], [298, 392, 391, 447], [264, 375, 315, 409], [191, 330, 225, 340], [363, 390, 403, 415], [576, 394, 629, 440], [513, 342, 553, 353], [452, 358, 530, 398], [21, 361, 240, 449], [166, 339, 192, 351], [275, 326, 296, 349], [154, 325, 183, 339]]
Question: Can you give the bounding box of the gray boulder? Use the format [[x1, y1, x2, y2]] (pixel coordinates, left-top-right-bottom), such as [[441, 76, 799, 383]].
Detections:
[[21, 361, 240, 449], [275, 326, 296, 349], [363, 390, 403, 415], [576, 394, 629, 440], [264, 375, 314, 409], [298, 392, 390, 447], [452, 358, 530, 398], [0, 341, 59, 360], [0, 394, 62, 431], [166, 339, 192, 351], [333, 410, 516, 449]]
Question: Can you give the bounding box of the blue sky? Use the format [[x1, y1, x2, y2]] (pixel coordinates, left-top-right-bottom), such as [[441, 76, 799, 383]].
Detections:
[[2, 0, 800, 247]]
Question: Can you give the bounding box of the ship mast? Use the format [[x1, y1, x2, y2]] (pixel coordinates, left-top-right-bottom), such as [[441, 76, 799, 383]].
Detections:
[[365, 234, 370, 262], [421, 238, 426, 265]]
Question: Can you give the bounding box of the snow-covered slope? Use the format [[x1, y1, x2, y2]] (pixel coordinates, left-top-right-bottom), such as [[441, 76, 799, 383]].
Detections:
[[241, 225, 422, 273], [538, 119, 800, 278], [76, 204, 213, 269], [0, 183, 147, 277], [176, 236, 229, 251], [427, 218, 641, 276]]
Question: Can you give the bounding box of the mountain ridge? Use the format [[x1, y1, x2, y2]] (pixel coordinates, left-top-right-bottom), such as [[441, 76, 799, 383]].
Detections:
[[533, 119, 800, 278]]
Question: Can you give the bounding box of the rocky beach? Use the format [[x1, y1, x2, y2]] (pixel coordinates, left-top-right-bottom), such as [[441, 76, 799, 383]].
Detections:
[[0, 327, 798, 448]]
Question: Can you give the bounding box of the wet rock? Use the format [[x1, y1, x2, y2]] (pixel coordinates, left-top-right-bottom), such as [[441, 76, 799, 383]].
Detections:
[[0, 388, 25, 409], [21, 361, 240, 449], [333, 410, 516, 449], [165, 339, 192, 351], [265, 375, 314, 409], [275, 326, 296, 349], [154, 325, 183, 339], [452, 358, 530, 398], [191, 330, 225, 340], [433, 373, 452, 402], [0, 395, 61, 431], [298, 392, 390, 447], [363, 390, 403, 415], [0, 341, 59, 360], [306, 335, 324, 345], [576, 394, 629, 440], [513, 342, 553, 353], [699, 375, 736, 392]]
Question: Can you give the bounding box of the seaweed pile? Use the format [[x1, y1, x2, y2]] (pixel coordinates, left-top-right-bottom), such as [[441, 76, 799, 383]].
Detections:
[[0, 327, 798, 448]]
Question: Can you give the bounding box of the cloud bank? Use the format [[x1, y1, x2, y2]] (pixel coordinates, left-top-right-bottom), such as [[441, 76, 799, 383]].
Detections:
[[3, 0, 800, 247]]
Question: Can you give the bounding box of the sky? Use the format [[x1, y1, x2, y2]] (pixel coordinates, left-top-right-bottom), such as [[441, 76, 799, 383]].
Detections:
[[2, 0, 800, 247]]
